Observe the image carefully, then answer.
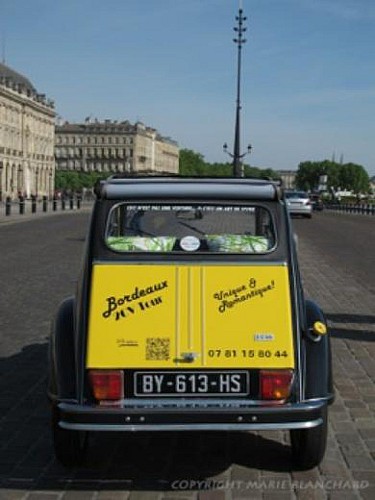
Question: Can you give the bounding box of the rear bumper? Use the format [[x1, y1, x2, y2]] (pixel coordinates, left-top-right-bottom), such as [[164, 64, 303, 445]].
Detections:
[[57, 398, 330, 432], [287, 206, 312, 216]]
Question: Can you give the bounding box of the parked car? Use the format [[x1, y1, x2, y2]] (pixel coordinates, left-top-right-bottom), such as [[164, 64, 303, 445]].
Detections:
[[285, 190, 313, 218], [310, 194, 324, 211], [48, 176, 333, 469]]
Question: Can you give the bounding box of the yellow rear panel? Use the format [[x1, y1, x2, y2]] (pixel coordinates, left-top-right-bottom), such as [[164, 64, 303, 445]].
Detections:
[[86, 264, 295, 369]]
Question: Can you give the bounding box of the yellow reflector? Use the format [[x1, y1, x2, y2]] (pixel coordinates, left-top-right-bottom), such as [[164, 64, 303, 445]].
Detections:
[[313, 321, 327, 336]]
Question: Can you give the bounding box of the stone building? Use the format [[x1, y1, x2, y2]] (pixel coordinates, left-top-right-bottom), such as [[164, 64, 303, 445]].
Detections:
[[0, 62, 55, 200], [55, 120, 179, 175]]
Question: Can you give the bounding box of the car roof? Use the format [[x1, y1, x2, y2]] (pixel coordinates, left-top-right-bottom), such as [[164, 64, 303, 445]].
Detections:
[[97, 176, 281, 202]]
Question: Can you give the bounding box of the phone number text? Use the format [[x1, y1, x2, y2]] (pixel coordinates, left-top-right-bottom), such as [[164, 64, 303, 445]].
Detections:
[[207, 349, 289, 358]]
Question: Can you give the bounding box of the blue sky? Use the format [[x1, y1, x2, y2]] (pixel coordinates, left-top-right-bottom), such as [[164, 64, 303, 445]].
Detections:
[[2, 0, 374, 175]]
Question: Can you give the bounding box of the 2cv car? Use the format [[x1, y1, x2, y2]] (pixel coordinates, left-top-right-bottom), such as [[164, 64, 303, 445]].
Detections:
[[48, 176, 333, 469]]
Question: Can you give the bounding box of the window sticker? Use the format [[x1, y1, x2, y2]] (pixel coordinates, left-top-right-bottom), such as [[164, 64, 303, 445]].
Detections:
[[180, 236, 201, 251]]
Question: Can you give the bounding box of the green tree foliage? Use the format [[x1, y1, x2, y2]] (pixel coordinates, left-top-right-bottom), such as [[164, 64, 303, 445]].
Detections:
[[55, 171, 108, 192], [295, 160, 370, 193], [179, 149, 207, 176], [56, 149, 282, 191], [179, 149, 279, 179], [339, 163, 370, 193]]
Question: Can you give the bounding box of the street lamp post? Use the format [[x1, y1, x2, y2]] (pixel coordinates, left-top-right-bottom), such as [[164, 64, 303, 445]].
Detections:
[[223, 4, 251, 177]]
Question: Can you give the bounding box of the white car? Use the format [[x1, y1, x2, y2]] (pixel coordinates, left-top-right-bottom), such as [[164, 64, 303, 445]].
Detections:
[[285, 191, 312, 218]]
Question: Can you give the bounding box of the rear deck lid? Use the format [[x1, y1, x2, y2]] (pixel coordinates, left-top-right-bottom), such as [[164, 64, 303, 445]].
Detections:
[[87, 263, 294, 369]]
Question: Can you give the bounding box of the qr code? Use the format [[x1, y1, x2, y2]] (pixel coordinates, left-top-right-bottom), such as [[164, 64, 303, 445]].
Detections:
[[146, 338, 170, 361]]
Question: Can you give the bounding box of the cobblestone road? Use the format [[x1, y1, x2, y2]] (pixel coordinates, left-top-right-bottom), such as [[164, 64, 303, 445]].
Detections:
[[0, 210, 374, 500]]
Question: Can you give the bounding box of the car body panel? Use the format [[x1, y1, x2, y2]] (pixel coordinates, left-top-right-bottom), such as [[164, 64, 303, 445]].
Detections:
[[86, 263, 295, 369]]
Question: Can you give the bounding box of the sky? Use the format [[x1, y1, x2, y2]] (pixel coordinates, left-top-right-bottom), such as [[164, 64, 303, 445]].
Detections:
[[1, 0, 375, 176]]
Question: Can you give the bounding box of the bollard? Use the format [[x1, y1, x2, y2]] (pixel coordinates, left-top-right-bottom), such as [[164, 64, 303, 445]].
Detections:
[[61, 197, 65, 211], [19, 196, 25, 215], [5, 196, 11, 216], [43, 196, 48, 212], [77, 195, 81, 210], [31, 195, 37, 214], [53, 196, 57, 211], [69, 196, 74, 210]]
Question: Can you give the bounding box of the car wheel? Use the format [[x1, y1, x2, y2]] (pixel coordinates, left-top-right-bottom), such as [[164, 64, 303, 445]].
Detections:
[[52, 405, 88, 467], [305, 214, 312, 219], [290, 407, 328, 470]]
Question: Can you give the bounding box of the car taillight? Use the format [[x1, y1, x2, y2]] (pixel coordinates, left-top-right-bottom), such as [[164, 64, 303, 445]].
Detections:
[[89, 370, 124, 400], [260, 370, 293, 400]]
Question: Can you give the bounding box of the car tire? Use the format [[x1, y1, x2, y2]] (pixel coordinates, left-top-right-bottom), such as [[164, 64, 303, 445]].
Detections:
[[290, 407, 328, 470], [52, 405, 88, 467]]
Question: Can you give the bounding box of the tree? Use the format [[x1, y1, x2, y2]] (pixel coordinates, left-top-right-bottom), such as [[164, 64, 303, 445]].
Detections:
[[55, 171, 108, 192], [179, 149, 279, 179], [295, 160, 369, 193], [339, 163, 369, 194], [179, 149, 207, 176], [295, 161, 323, 191]]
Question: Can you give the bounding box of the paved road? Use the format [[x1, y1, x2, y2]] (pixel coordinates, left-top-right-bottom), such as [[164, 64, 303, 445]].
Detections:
[[293, 210, 375, 295], [0, 210, 374, 499]]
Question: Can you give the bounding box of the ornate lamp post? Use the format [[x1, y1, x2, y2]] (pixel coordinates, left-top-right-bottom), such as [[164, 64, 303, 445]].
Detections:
[[223, 3, 252, 177]]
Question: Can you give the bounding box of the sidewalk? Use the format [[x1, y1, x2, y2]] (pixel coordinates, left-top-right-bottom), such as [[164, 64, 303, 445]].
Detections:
[[0, 200, 93, 226]]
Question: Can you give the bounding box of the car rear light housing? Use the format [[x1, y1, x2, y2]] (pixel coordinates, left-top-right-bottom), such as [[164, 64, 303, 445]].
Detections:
[[89, 370, 124, 400], [260, 369, 294, 401]]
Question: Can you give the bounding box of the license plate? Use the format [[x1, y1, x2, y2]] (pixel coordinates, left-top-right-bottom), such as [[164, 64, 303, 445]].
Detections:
[[134, 371, 249, 397]]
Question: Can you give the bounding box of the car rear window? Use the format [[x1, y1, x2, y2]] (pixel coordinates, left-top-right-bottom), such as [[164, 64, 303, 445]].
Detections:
[[105, 203, 276, 254], [285, 191, 308, 199]]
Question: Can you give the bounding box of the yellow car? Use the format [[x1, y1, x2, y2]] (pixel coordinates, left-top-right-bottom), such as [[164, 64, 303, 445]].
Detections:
[[48, 176, 333, 469]]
